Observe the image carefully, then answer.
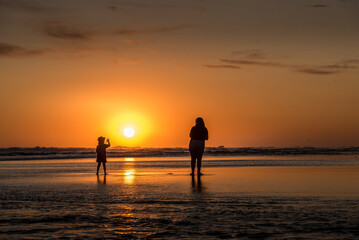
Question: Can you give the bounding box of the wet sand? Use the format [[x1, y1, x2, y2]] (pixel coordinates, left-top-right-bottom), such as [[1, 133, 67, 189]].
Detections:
[[1, 160, 359, 239]]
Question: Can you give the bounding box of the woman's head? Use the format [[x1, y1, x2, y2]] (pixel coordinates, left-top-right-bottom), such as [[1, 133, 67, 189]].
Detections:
[[195, 117, 205, 127], [98, 136, 105, 144]]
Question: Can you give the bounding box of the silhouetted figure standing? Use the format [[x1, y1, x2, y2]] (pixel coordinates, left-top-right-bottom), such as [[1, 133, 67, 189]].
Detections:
[[189, 117, 208, 175], [96, 136, 110, 175]]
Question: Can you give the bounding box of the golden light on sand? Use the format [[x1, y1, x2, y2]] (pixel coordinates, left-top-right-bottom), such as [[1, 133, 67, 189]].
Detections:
[[124, 127, 135, 138]]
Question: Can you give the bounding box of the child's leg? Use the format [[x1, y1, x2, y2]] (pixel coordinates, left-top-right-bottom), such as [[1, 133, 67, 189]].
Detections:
[[96, 162, 101, 175], [103, 163, 107, 175]]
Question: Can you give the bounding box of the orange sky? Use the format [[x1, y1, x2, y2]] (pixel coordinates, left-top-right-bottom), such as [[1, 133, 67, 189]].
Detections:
[[1, 0, 359, 147]]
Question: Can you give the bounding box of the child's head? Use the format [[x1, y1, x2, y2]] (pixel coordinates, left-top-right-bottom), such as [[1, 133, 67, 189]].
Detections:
[[98, 136, 105, 144]]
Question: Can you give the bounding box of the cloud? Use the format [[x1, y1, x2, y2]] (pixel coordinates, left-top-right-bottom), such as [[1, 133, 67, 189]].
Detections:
[[220, 59, 286, 68], [310, 4, 329, 8], [114, 25, 194, 35], [295, 67, 339, 75], [0, 42, 48, 57], [115, 29, 139, 35], [42, 21, 193, 42], [108, 3, 206, 12], [205, 50, 359, 75], [108, 6, 117, 11], [202, 64, 240, 69], [149, 25, 194, 33], [342, 59, 359, 65], [295, 60, 359, 74], [43, 22, 93, 40], [231, 49, 267, 59], [231, 49, 289, 60], [0, 0, 46, 12]]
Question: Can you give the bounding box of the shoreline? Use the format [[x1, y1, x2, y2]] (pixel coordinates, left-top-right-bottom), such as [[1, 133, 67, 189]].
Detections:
[[1, 164, 359, 197], [1, 155, 358, 170], [1, 163, 359, 239]]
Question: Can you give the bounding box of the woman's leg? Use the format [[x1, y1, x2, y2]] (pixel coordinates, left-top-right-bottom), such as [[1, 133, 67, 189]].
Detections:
[[190, 152, 196, 175], [197, 142, 205, 175], [96, 162, 101, 175], [197, 154, 202, 175], [103, 163, 107, 175]]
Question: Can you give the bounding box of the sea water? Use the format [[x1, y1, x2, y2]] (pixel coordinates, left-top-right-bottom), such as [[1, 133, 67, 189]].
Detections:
[[0, 156, 359, 239]]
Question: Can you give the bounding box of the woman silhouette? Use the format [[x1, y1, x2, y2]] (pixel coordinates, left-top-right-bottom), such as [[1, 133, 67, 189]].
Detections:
[[189, 117, 208, 175], [96, 136, 110, 175]]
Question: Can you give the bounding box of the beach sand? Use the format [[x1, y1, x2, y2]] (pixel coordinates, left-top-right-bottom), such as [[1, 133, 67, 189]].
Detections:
[[1, 159, 359, 239]]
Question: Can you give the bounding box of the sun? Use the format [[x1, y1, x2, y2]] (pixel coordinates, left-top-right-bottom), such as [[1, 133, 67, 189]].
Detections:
[[124, 127, 135, 138], [107, 112, 152, 145]]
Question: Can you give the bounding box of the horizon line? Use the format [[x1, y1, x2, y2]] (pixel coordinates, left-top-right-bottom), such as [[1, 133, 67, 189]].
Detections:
[[1, 146, 359, 149]]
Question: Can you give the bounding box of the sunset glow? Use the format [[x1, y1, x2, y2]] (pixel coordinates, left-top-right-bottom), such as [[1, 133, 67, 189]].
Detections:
[[106, 112, 152, 147], [2, 1, 359, 239], [0, 1, 358, 147]]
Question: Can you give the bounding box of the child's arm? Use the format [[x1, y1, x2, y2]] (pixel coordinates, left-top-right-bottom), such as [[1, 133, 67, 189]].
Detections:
[[106, 139, 111, 148]]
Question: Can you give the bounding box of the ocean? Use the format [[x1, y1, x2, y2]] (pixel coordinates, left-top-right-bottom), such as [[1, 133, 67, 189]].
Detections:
[[1, 151, 359, 239], [1, 146, 359, 160]]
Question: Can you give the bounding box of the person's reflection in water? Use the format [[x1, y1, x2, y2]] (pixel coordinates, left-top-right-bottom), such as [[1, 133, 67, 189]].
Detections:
[[191, 175, 204, 193], [97, 174, 107, 184]]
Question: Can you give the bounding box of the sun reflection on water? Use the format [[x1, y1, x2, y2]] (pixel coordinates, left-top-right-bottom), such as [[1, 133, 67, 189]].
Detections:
[[124, 169, 135, 184], [124, 158, 135, 161]]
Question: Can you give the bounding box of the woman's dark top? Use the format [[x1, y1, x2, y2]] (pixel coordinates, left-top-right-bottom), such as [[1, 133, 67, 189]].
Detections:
[[190, 126, 208, 141], [96, 144, 110, 163]]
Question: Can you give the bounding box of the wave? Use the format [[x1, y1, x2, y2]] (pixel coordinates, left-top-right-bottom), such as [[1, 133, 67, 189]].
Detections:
[[0, 146, 359, 161]]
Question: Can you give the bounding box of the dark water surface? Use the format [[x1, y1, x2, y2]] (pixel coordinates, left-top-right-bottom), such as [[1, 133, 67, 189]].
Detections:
[[1, 147, 359, 160], [1, 158, 359, 239]]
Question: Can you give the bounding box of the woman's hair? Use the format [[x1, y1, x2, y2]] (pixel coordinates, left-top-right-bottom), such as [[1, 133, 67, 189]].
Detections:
[[195, 117, 205, 127]]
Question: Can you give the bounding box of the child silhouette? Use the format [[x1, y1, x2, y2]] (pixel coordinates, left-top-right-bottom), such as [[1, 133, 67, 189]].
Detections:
[[96, 136, 110, 175]]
